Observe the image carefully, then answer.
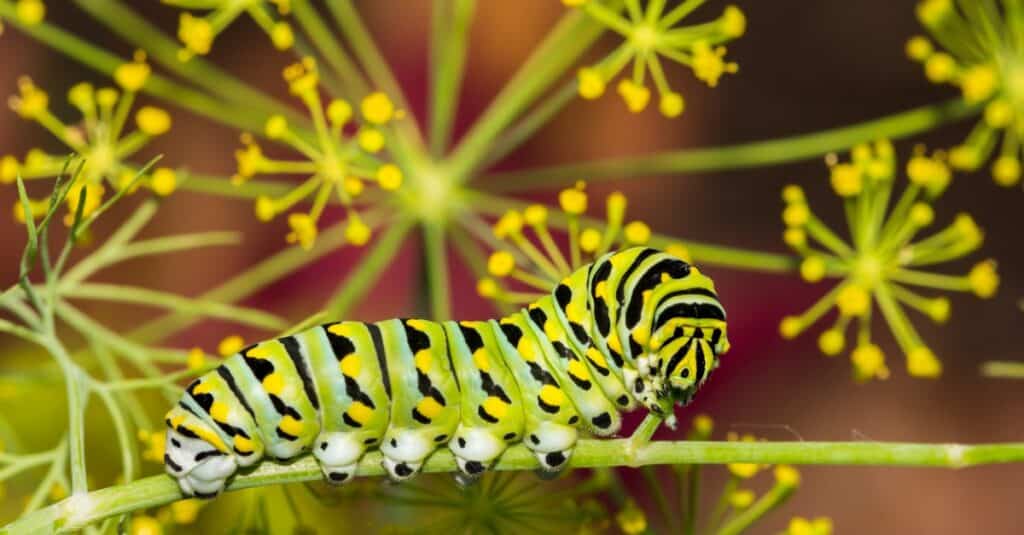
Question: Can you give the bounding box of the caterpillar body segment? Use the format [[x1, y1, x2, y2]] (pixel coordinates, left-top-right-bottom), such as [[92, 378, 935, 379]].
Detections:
[[164, 247, 730, 497]]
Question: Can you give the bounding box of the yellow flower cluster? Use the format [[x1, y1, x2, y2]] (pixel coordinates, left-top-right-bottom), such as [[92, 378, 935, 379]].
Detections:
[[566, 0, 745, 117], [780, 140, 998, 380], [167, 0, 294, 61], [3, 51, 178, 224], [479, 181, 691, 304], [234, 57, 404, 250], [908, 0, 1024, 187]]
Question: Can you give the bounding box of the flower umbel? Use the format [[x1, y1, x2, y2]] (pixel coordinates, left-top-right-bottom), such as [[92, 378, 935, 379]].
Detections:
[[908, 0, 1024, 187], [3, 51, 176, 223], [780, 140, 998, 379], [167, 0, 294, 61], [567, 0, 745, 117], [234, 58, 404, 249]]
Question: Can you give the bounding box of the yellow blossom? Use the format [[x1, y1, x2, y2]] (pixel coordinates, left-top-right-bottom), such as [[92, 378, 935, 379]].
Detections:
[[171, 1, 294, 60], [186, 348, 206, 371], [615, 499, 647, 535], [129, 515, 162, 535], [138, 429, 166, 463], [15, 0, 45, 25], [218, 335, 245, 356]]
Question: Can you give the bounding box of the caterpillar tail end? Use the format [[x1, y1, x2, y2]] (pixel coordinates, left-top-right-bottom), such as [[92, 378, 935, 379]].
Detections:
[[164, 426, 238, 498]]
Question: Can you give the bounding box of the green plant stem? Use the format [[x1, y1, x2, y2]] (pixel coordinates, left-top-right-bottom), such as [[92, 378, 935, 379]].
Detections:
[[483, 99, 980, 192], [0, 2, 269, 133], [325, 218, 414, 318], [445, 5, 614, 183], [714, 482, 797, 535], [482, 79, 578, 169], [465, 190, 803, 273], [291, 0, 370, 99], [981, 361, 1024, 378], [428, 0, 475, 156], [422, 223, 452, 320], [7, 439, 1024, 534]]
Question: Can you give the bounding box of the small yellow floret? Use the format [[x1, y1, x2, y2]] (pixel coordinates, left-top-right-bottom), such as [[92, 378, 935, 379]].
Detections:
[[774, 465, 800, 487], [691, 41, 737, 87], [960, 65, 998, 103], [270, 22, 294, 50], [577, 68, 605, 99], [170, 499, 203, 525], [10, 77, 48, 119], [178, 13, 213, 56], [343, 177, 364, 197], [15, 0, 45, 25], [917, 0, 953, 26], [264, 115, 288, 139], [729, 489, 755, 509], [136, 107, 171, 136], [778, 316, 802, 339], [361, 92, 395, 125], [783, 228, 806, 248], [344, 215, 371, 246], [837, 285, 870, 316], [286, 213, 318, 250], [357, 128, 385, 153], [992, 156, 1021, 187], [580, 228, 602, 253], [968, 260, 998, 298], [616, 80, 650, 113], [909, 202, 934, 226], [559, 183, 588, 215], [115, 55, 151, 92], [799, 256, 826, 283], [218, 335, 245, 357], [782, 203, 809, 227], [927, 297, 950, 323], [851, 343, 888, 381], [487, 251, 516, 277], [327, 99, 352, 126], [948, 144, 979, 170], [150, 168, 177, 196], [905, 36, 932, 61], [781, 184, 805, 204], [186, 348, 206, 371], [907, 346, 942, 378], [721, 6, 746, 37], [493, 210, 523, 238], [615, 500, 647, 535], [623, 221, 651, 244], [829, 164, 862, 197], [477, 278, 499, 298], [129, 515, 162, 535], [692, 414, 713, 436], [818, 329, 844, 356], [659, 92, 684, 118], [376, 163, 403, 190], [924, 53, 956, 83], [0, 156, 18, 184], [984, 99, 1013, 128], [562, 0, 587, 5], [255, 196, 276, 222], [524, 204, 548, 225], [953, 213, 982, 245]]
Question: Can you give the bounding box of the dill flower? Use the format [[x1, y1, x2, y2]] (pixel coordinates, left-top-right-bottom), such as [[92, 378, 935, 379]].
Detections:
[[615, 498, 648, 534], [128, 515, 163, 535], [138, 429, 166, 464], [779, 140, 998, 380], [234, 58, 403, 250], [166, 0, 294, 61], [3, 51, 177, 223], [566, 0, 745, 117], [785, 516, 835, 535], [479, 181, 690, 306], [907, 0, 1024, 186]]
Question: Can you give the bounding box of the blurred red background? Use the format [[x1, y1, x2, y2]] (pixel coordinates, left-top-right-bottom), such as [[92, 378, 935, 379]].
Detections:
[[1, 1, 1021, 532]]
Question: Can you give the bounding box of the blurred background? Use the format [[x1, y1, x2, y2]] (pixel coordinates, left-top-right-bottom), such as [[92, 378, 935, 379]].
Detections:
[[1, 1, 1021, 533]]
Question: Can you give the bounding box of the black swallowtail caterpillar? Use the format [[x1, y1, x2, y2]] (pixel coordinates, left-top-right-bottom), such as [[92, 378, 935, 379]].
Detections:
[[163, 246, 729, 497]]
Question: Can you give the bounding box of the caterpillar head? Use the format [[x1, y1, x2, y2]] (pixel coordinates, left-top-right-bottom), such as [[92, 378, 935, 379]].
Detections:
[[641, 269, 729, 421]]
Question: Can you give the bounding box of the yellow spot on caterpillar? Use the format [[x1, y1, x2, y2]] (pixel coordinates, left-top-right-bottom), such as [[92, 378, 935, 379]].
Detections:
[[328, 323, 356, 337], [170, 414, 186, 428], [566, 302, 585, 323], [568, 359, 591, 380], [416, 397, 443, 419], [262, 373, 284, 395], [406, 319, 432, 331], [586, 347, 609, 370], [539, 385, 564, 407], [661, 272, 671, 283], [414, 350, 432, 371], [191, 423, 228, 452], [233, 435, 254, 454], [210, 401, 230, 422], [481, 396, 509, 420], [339, 355, 360, 377], [192, 381, 213, 394], [246, 345, 272, 358], [348, 402, 373, 425], [607, 332, 623, 354], [544, 320, 561, 342], [473, 349, 490, 372], [642, 289, 652, 303], [632, 325, 650, 347], [595, 281, 608, 299], [518, 340, 537, 361], [279, 415, 304, 437]]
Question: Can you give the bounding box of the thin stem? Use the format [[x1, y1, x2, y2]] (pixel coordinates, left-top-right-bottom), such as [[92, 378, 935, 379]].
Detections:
[[325, 218, 414, 318], [291, 0, 369, 99], [714, 481, 797, 535], [422, 223, 452, 320], [484, 99, 980, 192], [8, 439, 1024, 533], [428, 0, 475, 155]]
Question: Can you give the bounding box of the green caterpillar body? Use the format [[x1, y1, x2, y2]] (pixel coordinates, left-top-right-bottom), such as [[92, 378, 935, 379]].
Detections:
[[163, 247, 729, 497]]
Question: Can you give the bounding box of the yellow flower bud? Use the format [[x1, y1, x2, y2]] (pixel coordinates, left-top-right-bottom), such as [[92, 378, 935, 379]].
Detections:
[[343, 176, 364, 197], [774, 465, 800, 488], [357, 128, 385, 153], [270, 22, 294, 50], [577, 68, 605, 100], [924, 52, 956, 83], [778, 316, 802, 339], [837, 285, 870, 316], [580, 228, 602, 253], [559, 184, 588, 215], [129, 515, 162, 535], [781, 184, 805, 204], [783, 228, 807, 248], [477, 278, 500, 298], [150, 168, 177, 196], [487, 251, 516, 277], [782, 203, 809, 227], [15, 0, 45, 25], [851, 343, 887, 381], [286, 213, 318, 250], [692, 414, 714, 436], [136, 106, 171, 136], [524, 204, 548, 226], [992, 156, 1021, 187], [265, 115, 288, 139], [984, 99, 1013, 128], [729, 489, 755, 509], [615, 499, 647, 535], [327, 99, 352, 127], [960, 65, 998, 103], [968, 260, 998, 298], [361, 92, 395, 125], [927, 297, 950, 323], [376, 164, 403, 190], [178, 13, 214, 55], [829, 163, 862, 197], [255, 196, 276, 222], [818, 329, 844, 356], [115, 56, 151, 92], [623, 221, 651, 245], [905, 35, 932, 61], [0, 156, 18, 184], [344, 215, 371, 246], [917, 0, 953, 25], [218, 335, 245, 357], [617, 79, 651, 113], [799, 256, 826, 282], [186, 348, 206, 371], [659, 92, 685, 118], [169, 499, 203, 525], [493, 210, 523, 238], [909, 202, 934, 226], [907, 346, 942, 378], [721, 6, 746, 37]]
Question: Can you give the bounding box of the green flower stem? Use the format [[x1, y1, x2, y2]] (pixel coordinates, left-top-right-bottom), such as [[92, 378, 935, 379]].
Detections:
[[291, 0, 370, 99], [72, 0, 308, 127], [61, 283, 289, 332], [0, 2, 268, 133], [483, 99, 980, 192], [481, 79, 578, 170], [7, 439, 1024, 533], [682, 463, 701, 535], [428, 0, 475, 156], [714, 481, 797, 535], [325, 217, 414, 318], [465, 190, 802, 274], [445, 5, 616, 183], [422, 223, 452, 320], [980, 361, 1024, 378]]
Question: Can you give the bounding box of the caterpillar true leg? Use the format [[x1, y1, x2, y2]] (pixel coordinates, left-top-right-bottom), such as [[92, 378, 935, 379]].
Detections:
[[164, 247, 730, 496]]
